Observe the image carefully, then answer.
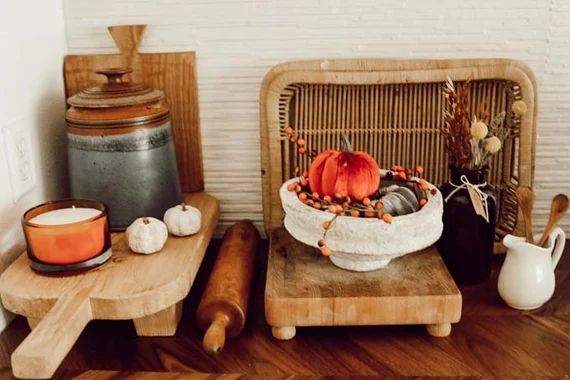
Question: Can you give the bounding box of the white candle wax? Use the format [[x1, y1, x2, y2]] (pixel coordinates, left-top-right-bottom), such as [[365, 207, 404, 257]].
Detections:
[[29, 206, 102, 226]]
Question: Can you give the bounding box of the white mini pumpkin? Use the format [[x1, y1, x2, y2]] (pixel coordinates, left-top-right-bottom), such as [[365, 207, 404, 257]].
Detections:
[[126, 217, 168, 254], [163, 202, 201, 236]]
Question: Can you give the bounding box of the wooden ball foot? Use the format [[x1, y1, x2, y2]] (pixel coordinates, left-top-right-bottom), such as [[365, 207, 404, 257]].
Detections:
[[426, 323, 451, 337], [272, 326, 296, 340]]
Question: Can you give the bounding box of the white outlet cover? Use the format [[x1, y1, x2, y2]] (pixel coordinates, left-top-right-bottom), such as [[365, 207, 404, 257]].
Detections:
[[3, 127, 36, 202], [0, 132, 13, 206]]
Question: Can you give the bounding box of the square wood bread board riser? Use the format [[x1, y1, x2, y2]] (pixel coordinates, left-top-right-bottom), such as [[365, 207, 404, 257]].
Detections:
[[64, 24, 203, 193], [0, 192, 219, 379], [265, 227, 462, 340]]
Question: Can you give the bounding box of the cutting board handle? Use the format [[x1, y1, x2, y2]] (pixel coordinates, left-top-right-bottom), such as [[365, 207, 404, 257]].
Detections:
[[108, 25, 146, 59], [11, 289, 93, 379]]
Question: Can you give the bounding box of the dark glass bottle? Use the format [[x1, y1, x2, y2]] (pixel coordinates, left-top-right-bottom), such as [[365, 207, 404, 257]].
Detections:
[[437, 166, 497, 284]]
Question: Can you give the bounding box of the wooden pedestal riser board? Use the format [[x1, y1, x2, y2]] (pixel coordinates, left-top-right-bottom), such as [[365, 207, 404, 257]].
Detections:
[[0, 24, 215, 379], [265, 228, 462, 339], [0, 193, 219, 379]]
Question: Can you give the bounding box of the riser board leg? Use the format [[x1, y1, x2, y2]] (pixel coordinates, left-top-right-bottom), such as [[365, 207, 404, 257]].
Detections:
[[133, 301, 182, 337], [27, 317, 41, 330]]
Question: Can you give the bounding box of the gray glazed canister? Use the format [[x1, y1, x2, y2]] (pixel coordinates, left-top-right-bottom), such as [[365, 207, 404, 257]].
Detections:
[[66, 68, 183, 230]]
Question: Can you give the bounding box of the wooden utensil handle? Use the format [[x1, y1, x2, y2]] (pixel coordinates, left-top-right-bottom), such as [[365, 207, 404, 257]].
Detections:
[[524, 215, 535, 244], [11, 289, 92, 379], [202, 313, 230, 355]]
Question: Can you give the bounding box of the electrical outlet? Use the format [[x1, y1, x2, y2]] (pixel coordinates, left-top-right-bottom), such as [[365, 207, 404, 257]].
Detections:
[[3, 127, 36, 202]]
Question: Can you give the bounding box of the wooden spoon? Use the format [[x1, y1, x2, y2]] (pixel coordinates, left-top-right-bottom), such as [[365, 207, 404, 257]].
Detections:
[[516, 186, 535, 244], [537, 194, 569, 247]]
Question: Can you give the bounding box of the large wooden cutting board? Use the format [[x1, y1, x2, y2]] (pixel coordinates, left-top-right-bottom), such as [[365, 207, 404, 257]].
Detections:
[[265, 227, 462, 340], [63, 25, 203, 193]]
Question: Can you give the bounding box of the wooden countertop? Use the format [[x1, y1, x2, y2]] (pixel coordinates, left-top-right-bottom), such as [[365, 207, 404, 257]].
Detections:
[[0, 239, 568, 379]]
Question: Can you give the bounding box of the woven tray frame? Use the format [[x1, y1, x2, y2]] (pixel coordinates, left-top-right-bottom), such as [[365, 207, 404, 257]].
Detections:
[[260, 59, 537, 251]]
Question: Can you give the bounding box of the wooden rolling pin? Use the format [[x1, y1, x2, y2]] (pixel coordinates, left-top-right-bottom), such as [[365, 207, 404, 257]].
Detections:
[[197, 220, 260, 354]]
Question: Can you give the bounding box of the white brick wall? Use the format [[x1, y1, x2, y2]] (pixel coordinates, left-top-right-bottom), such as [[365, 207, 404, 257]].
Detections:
[[62, 0, 570, 236]]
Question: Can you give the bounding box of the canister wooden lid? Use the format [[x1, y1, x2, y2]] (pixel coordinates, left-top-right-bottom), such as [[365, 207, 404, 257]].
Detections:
[[66, 68, 169, 128]]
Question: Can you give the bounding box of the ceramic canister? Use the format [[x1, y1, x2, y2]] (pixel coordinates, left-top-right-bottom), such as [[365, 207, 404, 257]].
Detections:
[[66, 68, 183, 230]]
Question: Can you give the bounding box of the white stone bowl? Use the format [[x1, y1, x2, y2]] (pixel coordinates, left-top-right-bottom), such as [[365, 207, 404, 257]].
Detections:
[[280, 174, 444, 272]]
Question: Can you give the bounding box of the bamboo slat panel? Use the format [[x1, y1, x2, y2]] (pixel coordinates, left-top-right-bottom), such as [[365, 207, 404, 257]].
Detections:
[[260, 59, 537, 249]]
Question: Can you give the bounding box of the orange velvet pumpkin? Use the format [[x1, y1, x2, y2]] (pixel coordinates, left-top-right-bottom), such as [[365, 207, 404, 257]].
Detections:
[[308, 135, 380, 201]]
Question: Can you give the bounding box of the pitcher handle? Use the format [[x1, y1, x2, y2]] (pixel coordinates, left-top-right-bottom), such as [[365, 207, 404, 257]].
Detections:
[[550, 227, 566, 270]]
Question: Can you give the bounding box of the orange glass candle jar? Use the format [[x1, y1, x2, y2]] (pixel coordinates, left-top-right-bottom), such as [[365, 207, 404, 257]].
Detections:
[[22, 199, 112, 273]]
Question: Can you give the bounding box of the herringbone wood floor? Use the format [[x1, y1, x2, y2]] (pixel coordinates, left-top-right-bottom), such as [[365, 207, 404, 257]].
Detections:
[[0, 239, 568, 379]]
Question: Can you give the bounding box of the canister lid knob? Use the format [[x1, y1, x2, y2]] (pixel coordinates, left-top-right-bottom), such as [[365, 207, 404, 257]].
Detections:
[[96, 67, 133, 84]]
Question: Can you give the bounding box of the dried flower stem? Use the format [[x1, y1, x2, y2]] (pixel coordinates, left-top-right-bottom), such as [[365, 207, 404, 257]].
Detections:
[[442, 77, 472, 169]]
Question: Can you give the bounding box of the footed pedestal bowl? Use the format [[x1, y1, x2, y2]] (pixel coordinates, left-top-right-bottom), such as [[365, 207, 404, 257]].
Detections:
[[280, 176, 444, 271]]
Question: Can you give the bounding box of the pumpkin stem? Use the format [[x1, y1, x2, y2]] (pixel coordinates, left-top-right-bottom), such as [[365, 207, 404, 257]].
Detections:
[[143, 217, 150, 225], [181, 202, 187, 211], [341, 134, 353, 152]]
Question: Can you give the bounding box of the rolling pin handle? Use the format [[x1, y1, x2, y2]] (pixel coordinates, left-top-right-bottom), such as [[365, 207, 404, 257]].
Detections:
[[202, 313, 229, 355]]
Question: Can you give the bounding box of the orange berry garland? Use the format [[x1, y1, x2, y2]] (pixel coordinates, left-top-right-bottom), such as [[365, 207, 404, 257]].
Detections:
[[287, 162, 433, 220], [284, 125, 307, 156], [375, 201, 384, 211], [390, 164, 402, 172]]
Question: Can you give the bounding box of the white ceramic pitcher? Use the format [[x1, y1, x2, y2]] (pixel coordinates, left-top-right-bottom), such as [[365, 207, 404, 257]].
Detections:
[[498, 228, 566, 310]]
